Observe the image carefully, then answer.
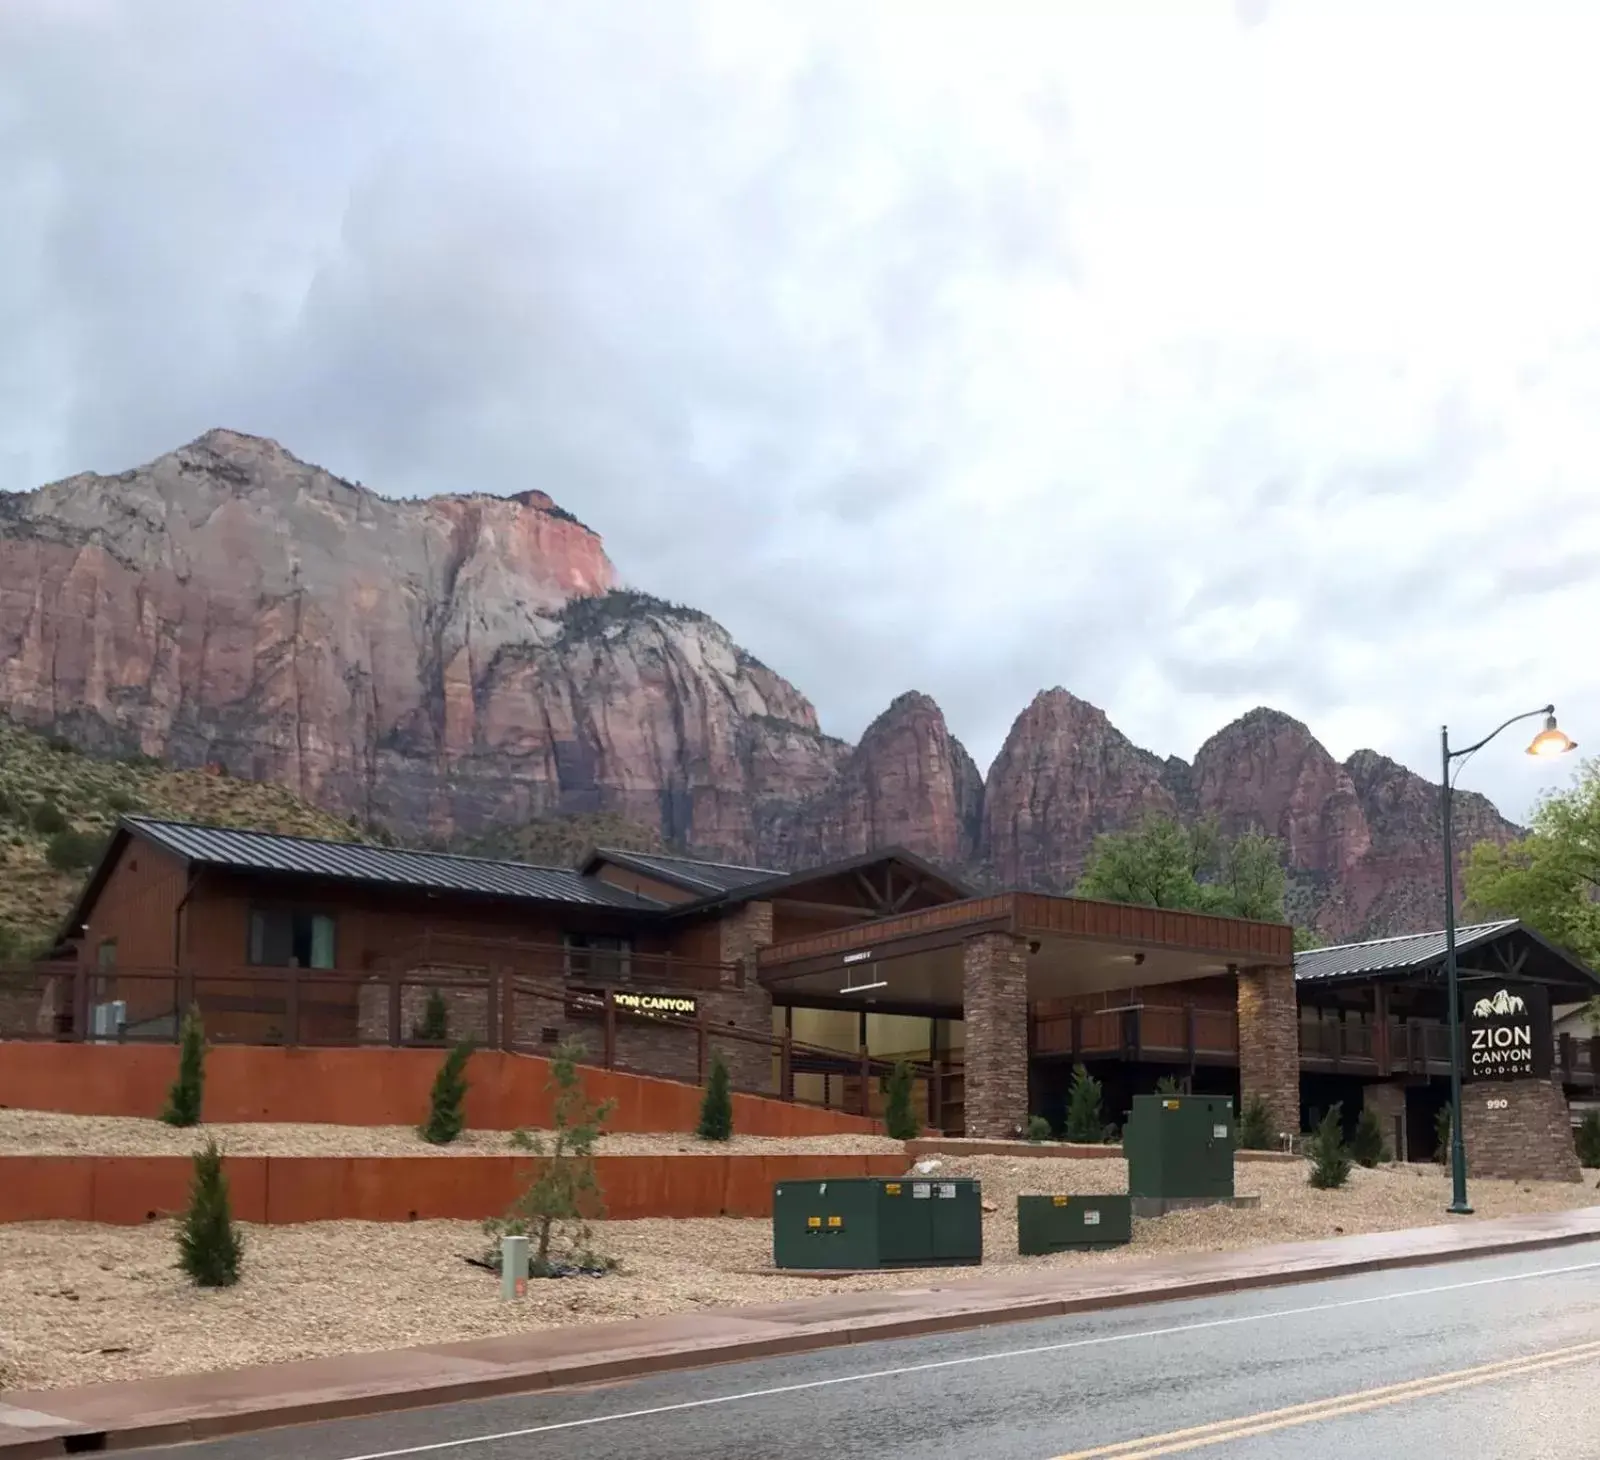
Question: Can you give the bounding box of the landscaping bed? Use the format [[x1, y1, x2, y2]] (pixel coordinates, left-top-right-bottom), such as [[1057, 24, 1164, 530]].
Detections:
[[0, 1108, 904, 1157], [2, 1153, 1593, 1392]]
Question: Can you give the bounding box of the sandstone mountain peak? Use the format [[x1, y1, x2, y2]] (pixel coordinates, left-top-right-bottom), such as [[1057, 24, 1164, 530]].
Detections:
[[0, 436, 1523, 943]]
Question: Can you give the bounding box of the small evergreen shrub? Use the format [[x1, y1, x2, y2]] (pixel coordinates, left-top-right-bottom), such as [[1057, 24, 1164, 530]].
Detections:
[[1434, 1104, 1453, 1164], [1237, 1095, 1273, 1151], [1575, 1110, 1600, 1169], [419, 1040, 473, 1145], [31, 801, 66, 835], [161, 1004, 206, 1127], [1026, 1114, 1053, 1142], [412, 987, 450, 1043], [1350, 1107, 1389, 1168], [1155, 1074, 1183, 1096], [883, 1059, 920, 1141], [177, 1138, 243, 1287], [1308, 1105, 1353, 1189], [1063, 1063, 1107, 1143], [697, 1051, 733, 1141]]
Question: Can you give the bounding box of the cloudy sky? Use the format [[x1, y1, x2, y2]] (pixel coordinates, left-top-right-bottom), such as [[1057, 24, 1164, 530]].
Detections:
[[3, 0, 1596, 820]]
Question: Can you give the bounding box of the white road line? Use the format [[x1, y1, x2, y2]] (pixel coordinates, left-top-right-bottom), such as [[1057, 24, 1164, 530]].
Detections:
[[334, 1256, 1600, 1460]]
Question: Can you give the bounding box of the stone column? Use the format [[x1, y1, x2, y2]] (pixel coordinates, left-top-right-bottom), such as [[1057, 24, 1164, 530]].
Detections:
[[711, 900, 775, 1093], [1362, 1080, 1408, 1162], [962, 931, 1030, 1139], [1460, 1080, 1582, 1182], [1237, 964, 1299, 1144]]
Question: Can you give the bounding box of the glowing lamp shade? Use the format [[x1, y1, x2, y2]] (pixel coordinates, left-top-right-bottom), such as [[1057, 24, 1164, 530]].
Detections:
[[1526, 714, 1577, 758]]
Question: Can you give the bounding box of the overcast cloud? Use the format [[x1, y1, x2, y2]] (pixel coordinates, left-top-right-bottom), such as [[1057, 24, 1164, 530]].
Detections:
[[3, 0, 1597, 820]]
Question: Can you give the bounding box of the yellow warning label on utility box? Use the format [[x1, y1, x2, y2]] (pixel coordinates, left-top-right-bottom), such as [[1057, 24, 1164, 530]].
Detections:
[[1052, 1196, 1069, 1207], [1163, 1099, 1181, 1109], [885, 1183, 902, 1195], [807, 1216, 822, 1228], [827, 1215, 843, 1228]]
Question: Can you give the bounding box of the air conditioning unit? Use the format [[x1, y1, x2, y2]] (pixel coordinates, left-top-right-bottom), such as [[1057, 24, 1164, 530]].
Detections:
[[90, 1000, 127, 1041]]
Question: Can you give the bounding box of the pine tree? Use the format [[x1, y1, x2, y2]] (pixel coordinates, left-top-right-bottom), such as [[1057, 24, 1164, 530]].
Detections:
[[419, 1039, 473, 1145], [1237, 1095, 1273, 1151], [1155, 1074, 1183, 1096], [1575, 1110, 1600, 1169], [1026, 1114, 1053, 1142], [1350, 1107, 1388, 1168], [489, 1039, 615, 1276], [882, 1059, 920, 1141], [161, 1003, 206, 1127], [1434, 1104, 1453, 1165], [1064, 1063, 1106, 1143], [413, 988, 449, 1043], [178, 1138, 243, 1287], [1308, 1105, 1353, 1189], [697, 1051, 733, 1141]]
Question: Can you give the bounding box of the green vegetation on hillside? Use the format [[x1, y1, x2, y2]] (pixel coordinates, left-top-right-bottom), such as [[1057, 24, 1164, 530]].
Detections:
[[553, 589, 714, 639], [0, 717, 356, 956]]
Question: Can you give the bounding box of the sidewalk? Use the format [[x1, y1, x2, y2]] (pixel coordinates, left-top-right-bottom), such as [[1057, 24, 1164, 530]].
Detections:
[[5, 1205, 1599, 1457]]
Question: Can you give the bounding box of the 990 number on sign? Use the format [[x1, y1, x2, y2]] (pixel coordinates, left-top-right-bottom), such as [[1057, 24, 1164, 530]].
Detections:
[[1485, 1098, 1509, 1111]]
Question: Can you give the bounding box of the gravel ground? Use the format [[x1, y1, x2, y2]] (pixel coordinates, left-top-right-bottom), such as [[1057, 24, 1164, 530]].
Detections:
[[2, 1152, 1594, 1392], [0, 1109, 903, 1157]]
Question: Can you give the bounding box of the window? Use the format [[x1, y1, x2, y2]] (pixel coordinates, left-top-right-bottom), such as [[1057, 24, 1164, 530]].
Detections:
[[248, 909, 336, 969], [563, 933, 631, 982], [96, 939, 117, 970]]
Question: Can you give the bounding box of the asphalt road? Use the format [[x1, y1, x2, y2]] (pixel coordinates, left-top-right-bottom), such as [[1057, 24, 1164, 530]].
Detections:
[[139, 1241, 1600, 1460]]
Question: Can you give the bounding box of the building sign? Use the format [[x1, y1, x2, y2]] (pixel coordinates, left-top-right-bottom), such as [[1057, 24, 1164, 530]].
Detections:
[[564, 987, 698, 1024], [1462, 982, 1551, 1082]]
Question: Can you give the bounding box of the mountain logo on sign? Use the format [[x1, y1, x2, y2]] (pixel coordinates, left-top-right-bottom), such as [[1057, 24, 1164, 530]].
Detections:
[[1472, 989, 1526, 1018]]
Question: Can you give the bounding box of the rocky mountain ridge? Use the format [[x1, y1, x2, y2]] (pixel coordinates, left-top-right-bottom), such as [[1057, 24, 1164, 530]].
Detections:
[[0, 431, 1520, 940]]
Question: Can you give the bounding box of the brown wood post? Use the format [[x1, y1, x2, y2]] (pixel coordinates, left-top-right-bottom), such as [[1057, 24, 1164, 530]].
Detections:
[[485, 969, 500, 1051], [1185, 1003, 1197, 1076], [177, 969, 196, 1024], [1374, 984, 1391, 1077], [603, 988, 617, 1070], [285, 965, 300, 1048], [930, 1060, 943, 1130], [501, 971, 517, 1051], [1071, 1010, 1082, 1065], [780, 1028, 793, 1101], [858, 1045, 871, 1117], [387, 970, 402, 1047], [72, 965, 88, 1042], [696, 1007, 708, 1083]]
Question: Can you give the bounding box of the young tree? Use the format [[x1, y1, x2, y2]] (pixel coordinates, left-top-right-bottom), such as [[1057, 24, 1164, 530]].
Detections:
[[419, 1039, 473, 1145], [412, 988, 450, 1043], [882, 1059, 920, 1141], [178, 1138, 243, 1287], [1307, 1105, 1353, 1189], [161, 1003, 206, 1127], [1433, 1104, 1453, 1166], [492, 1039, 615, 1276], [1237, 1095, 1273, 1151], [1464, 758, 1600, 1020], [1026, 1114, 1053, 1142], [1349, 1107, 1389, 1168], [1063, 1063, 1107, 1143], [1154, 1074, 1183, 1096], [697, 1050, 733, 1141]]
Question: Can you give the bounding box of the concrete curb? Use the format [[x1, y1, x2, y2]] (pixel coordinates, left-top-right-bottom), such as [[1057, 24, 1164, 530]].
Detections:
[[5, 1206, 1599, 1456]]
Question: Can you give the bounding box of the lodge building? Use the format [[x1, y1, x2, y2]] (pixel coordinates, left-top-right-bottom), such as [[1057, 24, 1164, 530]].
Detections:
[[8, 815, 1597, 1177]]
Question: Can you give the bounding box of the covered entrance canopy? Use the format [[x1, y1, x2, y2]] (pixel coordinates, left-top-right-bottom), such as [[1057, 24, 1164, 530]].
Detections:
[[758, 891, 1294, 1015], [759, 891, 1296, 1139]]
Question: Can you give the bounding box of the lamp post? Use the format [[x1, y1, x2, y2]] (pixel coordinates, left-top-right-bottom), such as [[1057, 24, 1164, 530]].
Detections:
[[1440, 705, 1576, 1215]]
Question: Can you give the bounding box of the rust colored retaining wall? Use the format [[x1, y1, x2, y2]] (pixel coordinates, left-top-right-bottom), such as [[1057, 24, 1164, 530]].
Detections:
[[0, 1153, 907, 1225], [0, 1044, 881, 1136]]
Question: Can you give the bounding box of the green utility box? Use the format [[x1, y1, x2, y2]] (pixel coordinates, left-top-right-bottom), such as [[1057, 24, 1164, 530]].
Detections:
[[772, 1177, 983, 1270], [1124, 1094, 1235, 1201], [1017, 1194, 1133, 1254]]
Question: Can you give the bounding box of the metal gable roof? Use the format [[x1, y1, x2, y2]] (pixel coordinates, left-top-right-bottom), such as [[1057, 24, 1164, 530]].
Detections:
[[589, 847, 781, 895], [119, 817, 667, 910], [1293, 920, 1520, 983]]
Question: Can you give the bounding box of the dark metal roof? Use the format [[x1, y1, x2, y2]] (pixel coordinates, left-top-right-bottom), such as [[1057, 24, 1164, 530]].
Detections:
[[588, 847, 781, 895], [119, 816, 667, 910], [1294, 920, 1522, 983]]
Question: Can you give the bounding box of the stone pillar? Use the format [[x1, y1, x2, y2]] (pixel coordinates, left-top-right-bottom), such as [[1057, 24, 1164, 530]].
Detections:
[[1362, 1080, 1408, 1162], [962, 931, 1030, 1139], [711, 900, 775, 1093], [1460, 1080, 1582, 1182], [1237, 964, 1299, 1144]]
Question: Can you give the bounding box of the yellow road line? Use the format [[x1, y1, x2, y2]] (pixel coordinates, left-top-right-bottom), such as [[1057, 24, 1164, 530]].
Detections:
[[1050, 1338, 1600, 1459]]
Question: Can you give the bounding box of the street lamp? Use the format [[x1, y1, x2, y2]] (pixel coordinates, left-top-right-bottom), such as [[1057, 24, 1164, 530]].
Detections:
[[1440, 704, 1576, 1215]]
